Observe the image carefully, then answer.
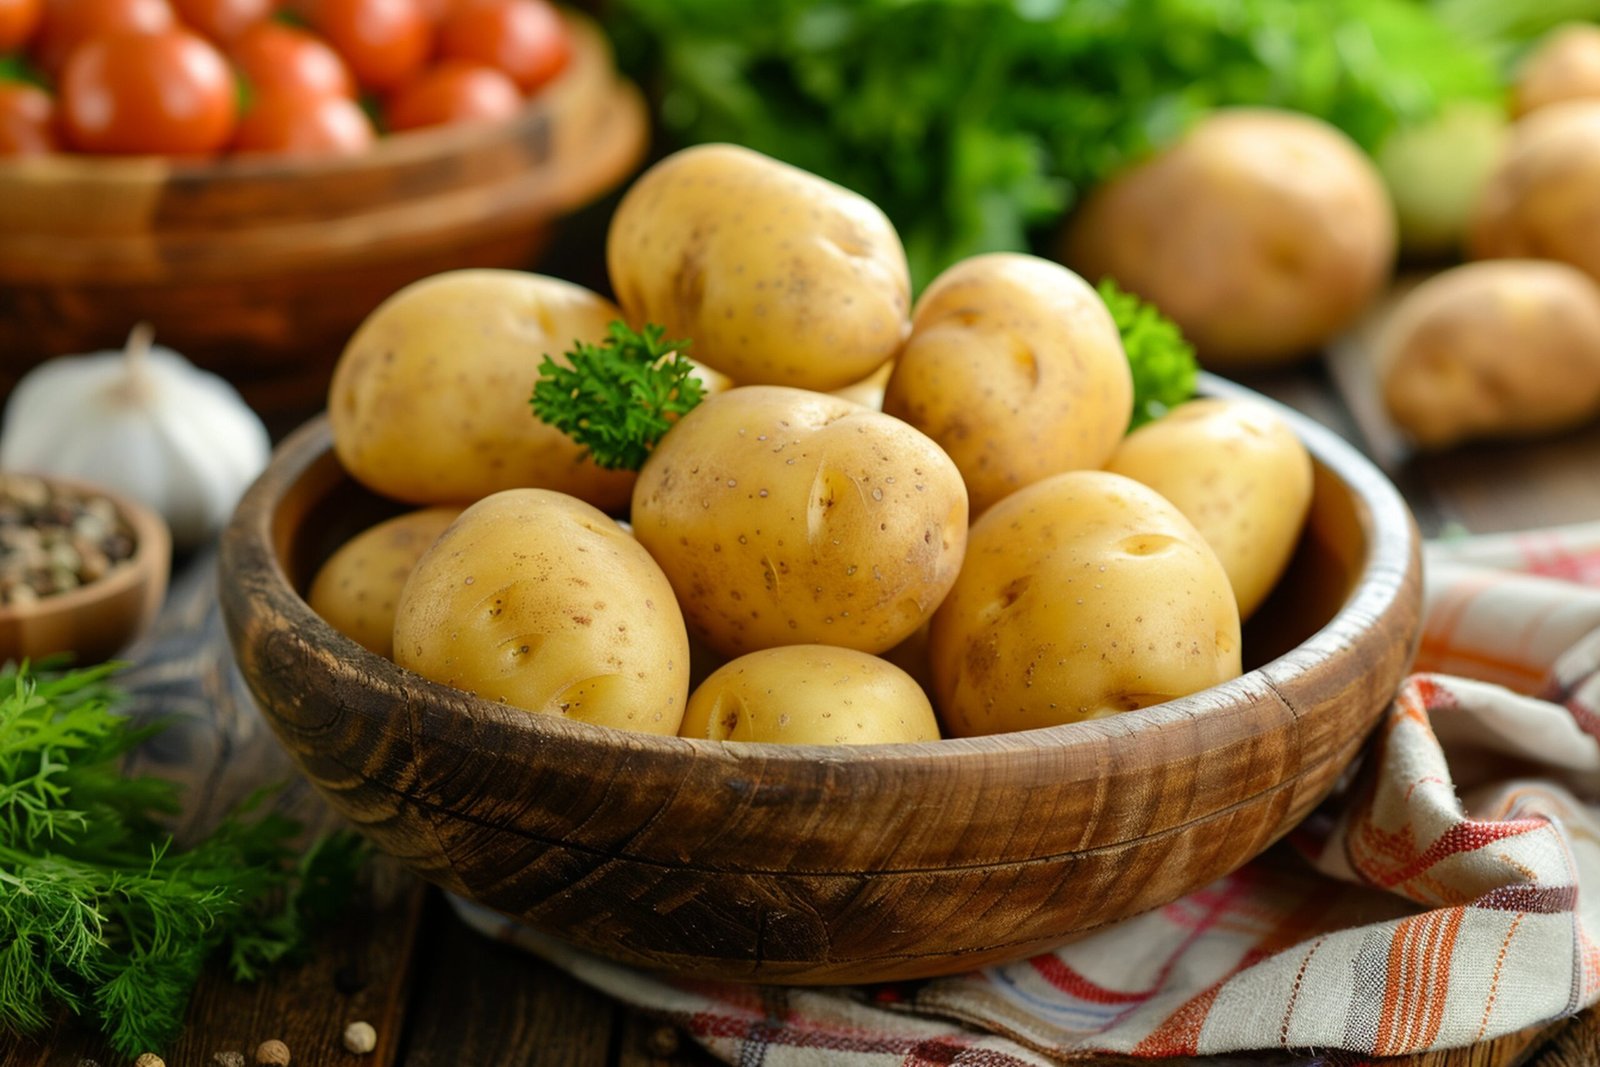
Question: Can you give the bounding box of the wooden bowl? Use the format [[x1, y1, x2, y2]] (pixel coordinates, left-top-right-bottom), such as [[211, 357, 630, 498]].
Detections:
[[0, 15, 646, 419], [219, 376, 1421, 984], [0, 475, 170, 664]]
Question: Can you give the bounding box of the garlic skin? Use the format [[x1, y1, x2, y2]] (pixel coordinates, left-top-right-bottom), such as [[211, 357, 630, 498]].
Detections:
[[0, 332, 271, 548]]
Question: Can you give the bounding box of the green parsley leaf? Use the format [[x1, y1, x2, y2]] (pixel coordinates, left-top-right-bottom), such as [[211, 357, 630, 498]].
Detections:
[[1098, 278, 1198, 432], [531, 321, 705, 472]]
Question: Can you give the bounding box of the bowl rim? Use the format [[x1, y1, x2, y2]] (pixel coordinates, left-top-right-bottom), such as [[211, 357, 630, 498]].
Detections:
[[0, 471, 171, 626], [0, 10, 611, 185], [225, 372, 1418, 765]]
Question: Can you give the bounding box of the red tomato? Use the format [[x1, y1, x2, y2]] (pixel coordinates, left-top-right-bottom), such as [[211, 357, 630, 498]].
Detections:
[[59, 28, 237, 154], [0, 81, 57, 154], [386, 59, 517, 131], [304, 0, 429, 92], [31, 0, 173, 73], [231, 21, 354, 100], [0, 0, 44, 52], [169, 0, 269, 43], [438, 0, 566, 92], [233, 88, 372, 154]]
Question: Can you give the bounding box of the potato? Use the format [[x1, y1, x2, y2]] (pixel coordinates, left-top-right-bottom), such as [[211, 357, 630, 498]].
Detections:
[[1105, 398, 1311, 620], [883, 253, 1132, 515], [679, 645, 939, 744], [1063, 109, 1395, 368], [607, 144, 911, 391], [394, 489, 690, 733], [831, 361, 894, 410], [1470, 101, 1600, 285], [632, 386, 968, 658], [1513, 23, 1600, 118], [931, 470, 1240, 737], [329, 269, 636, 510], [308, 506, 462, 658], [1376, 260, 1600, 449]]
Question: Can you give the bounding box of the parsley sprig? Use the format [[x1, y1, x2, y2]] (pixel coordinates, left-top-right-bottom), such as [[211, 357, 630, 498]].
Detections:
[[0, 663, 364, 1057], [531, 321, 705, 471], [1099, 279, 1198, 432]]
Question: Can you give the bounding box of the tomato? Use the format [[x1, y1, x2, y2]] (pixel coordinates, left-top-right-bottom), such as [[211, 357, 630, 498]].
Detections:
[[438, 0, 566, 92], [386, 59, 517, 131], [59, 28, 237, 154], [231, 21, 354, 100], [0, 0, 44, 52], [169, 0, 269, 43], [31, 0, 173, 73], [233, 88, 372, 154], [304, 0, 429, 92], [0, 81, 56, 154]]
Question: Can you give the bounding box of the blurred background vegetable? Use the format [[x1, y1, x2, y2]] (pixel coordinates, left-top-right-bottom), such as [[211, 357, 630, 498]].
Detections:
[[606, 0, 1599, 288]]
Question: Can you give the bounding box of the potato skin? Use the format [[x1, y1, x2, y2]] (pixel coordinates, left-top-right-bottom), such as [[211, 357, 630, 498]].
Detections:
[[1376, 260, 1600, 449], [329, 270, 636, 510], [632, 386, 968, 658], [1470, 101, 1600, 285], [607, 144, 911, 391], [308, 506, 463, 658], [1063, 109, 1394, 368], [883, 253, 1132, 515], [394, 489, 690, 734], [680, 645, 939, 744], [1105, 399, 1311, 620], [1513, 23, 1600, 118], [931, 470, 1240, 737]]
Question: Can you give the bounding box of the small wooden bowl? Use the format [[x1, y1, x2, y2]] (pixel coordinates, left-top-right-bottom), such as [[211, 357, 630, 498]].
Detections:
[[0, 476, 170, 665], [219, 377, 1421, 984], [0, 14, 646, 418]]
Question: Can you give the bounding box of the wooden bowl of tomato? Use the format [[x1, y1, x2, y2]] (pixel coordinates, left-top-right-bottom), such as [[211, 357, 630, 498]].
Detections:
[[0, 0, 646, 418]]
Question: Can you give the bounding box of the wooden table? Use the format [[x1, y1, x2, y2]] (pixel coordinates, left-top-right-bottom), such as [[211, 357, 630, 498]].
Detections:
[[4, 342, 1599, 1067]]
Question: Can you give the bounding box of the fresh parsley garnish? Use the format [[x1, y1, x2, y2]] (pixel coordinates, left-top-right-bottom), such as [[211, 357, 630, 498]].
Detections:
[[531, 321, 705, 472], [1099, 278, 1198, 432]]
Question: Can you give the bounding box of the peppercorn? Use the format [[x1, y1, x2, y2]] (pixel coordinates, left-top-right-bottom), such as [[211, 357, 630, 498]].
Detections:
[[255, 1038, 291, 1065], [0, 474, 136, 606], [343, 1020, 377, 1055]]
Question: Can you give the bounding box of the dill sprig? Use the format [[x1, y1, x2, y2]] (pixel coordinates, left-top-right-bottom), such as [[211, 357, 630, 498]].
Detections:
[[0, 663, 364, 1057], [1098, 278, 1199, 432], [531, 321, 705, 471]]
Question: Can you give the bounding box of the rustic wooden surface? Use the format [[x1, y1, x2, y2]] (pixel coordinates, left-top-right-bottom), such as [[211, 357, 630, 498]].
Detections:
[[3, 344, 1597, 1063]]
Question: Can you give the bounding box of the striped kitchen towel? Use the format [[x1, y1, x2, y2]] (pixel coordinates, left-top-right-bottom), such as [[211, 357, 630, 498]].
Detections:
[[454, 520, 1600, 1063]]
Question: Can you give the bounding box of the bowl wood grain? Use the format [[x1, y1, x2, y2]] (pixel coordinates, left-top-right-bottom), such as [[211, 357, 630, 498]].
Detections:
[[219, 376, 1420, 983], [0, 15, 645, 418]]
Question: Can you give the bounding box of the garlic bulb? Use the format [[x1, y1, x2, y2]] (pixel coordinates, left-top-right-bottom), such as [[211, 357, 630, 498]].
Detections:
[[0, 325, 271, 548]]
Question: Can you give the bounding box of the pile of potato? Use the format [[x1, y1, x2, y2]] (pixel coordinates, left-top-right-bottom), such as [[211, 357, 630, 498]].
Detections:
[[310, 143, 1313, 745]]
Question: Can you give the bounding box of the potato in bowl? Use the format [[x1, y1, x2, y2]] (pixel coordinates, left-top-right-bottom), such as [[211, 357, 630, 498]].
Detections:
[[218, 373, 1419, 984]]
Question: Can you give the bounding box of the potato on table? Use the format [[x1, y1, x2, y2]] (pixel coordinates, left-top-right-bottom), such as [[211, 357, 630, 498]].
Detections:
[[680, 645, 939, 744], [1470, 101, 1600, 287], [1513, 23, 1600, 118], [1106, 398, 1311, 620], [931, 470, 1240, 737], [631, 386, 968, 659], [883, 253, 1132, 515], [394, 489, 690, 734], [1063, 108, 1394, 369], [329, 269, 637, 511], [607, 143, 911, 391], [308, 505, 463, 658], [1376, 260, 1600, 449]]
